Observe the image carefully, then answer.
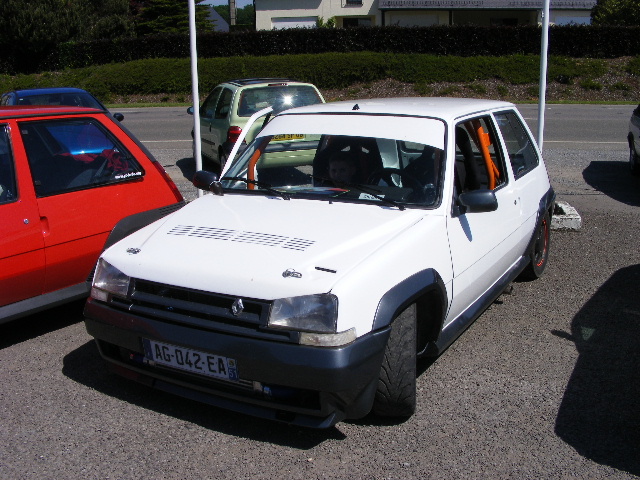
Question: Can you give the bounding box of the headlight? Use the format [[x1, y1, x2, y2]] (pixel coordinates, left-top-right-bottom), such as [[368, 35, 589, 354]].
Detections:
[[91, 258, 131, 302], [268, 294, 338, 333]]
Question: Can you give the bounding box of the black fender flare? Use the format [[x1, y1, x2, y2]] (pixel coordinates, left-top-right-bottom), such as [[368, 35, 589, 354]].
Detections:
[[372, 268, 448, 335], [103, 201, 185, 251], [524, 187, 555, 258]]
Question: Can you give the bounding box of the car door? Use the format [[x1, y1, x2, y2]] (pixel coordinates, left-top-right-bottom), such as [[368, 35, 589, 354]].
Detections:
[[198, 86, 222, 160], [16, 115, 167, 295], [445, 114, 523, 325], [0, 123, 46, 307], [208, 87, 234, 162]]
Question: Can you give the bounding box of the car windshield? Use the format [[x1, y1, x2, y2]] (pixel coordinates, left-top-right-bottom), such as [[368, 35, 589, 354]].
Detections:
[[237, 86, 322, 117], [222, 114, 446, 208], [17, 92, 103, 109]]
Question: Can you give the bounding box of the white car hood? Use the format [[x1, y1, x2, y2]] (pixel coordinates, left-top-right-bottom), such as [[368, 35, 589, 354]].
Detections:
[[105, 194, 432, 299]]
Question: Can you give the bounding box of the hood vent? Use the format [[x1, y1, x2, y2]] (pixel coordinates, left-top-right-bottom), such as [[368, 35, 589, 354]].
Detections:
[[168, 225, 315, 251]]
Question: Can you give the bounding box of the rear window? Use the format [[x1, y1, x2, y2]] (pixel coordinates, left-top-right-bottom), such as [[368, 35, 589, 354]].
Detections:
[[237, 86, 322, 117], [20, 118, 144, 197], [16, 92, 103, 109]]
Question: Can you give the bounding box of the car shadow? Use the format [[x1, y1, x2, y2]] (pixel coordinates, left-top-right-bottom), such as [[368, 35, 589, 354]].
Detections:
[[175, 156, 197, 181], [554, 265, 640, 475], [62, 341, 347, 447], [0, 299, 85, 350], [582, 160, 640, 207]]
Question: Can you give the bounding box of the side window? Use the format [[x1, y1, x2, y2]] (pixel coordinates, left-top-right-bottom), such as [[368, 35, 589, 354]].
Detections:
[[21, 118, 144, 197], [200, 87, 222, 119], [494, 111, 539, 179], [214, 88, 233, 119], [454, 116, 506, 192], [0, 125, 17, 204]]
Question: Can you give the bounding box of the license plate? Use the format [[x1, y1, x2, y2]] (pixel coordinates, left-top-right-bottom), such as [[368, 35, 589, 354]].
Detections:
[[272, 134, 304, 141], [143, 339, 239, 382]]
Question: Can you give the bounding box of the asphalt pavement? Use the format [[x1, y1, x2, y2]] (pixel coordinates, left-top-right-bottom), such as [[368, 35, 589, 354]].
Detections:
[[1, 105, 639, 479]]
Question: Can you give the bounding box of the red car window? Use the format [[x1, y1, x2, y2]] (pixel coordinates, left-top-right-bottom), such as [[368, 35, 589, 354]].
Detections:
[[20, 118, 145, 197], [0, 126, 17, 204]]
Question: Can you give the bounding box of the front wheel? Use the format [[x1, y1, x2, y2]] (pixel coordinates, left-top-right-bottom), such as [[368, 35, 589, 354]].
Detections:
[[373, 304, 417, 418], [519, 210, 550, 281]]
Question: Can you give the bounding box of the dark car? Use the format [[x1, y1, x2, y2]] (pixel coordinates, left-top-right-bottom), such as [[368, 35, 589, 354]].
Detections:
[[0, 87, 124, 122], [0, 105, 185, 323]]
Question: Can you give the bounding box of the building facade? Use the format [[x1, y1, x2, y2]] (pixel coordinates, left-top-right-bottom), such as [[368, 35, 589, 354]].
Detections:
[[254, 0, 597, 30]]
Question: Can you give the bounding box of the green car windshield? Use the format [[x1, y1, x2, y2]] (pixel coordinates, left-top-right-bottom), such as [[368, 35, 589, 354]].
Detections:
[[237, 86, 323, 117]]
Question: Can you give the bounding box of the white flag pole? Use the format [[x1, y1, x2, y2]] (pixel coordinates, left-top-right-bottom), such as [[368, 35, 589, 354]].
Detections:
[[537, 0, 550, 151], [188, 0, 203, 197]]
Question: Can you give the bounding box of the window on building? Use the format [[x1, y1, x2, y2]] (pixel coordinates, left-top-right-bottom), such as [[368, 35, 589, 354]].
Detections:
[[343, 17, 371, 28]]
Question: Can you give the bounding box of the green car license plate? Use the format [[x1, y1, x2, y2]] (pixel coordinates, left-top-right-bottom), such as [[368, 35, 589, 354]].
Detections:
[[143, 339, 238, 382]]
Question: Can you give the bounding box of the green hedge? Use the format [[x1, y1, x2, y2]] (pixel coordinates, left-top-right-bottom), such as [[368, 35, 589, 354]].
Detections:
[[55, 25, 640, 70], [0, 53, 633, 102]]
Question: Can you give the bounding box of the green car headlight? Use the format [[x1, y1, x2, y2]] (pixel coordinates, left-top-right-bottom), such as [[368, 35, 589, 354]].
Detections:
[[91, 258, 131, 302], [268, 294, 338, 333]]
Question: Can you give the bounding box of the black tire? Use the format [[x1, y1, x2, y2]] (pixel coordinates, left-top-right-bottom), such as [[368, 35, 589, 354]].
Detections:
[[373, 303, 417, 417], [630, 145, 640, 176], [519, 210, 551, 281]]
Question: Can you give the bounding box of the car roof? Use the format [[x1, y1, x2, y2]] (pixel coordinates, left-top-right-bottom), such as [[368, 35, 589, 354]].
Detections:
[[224, 78, 310, 87], [277, 97, 516, 123], [0, 105, 105, 119], [7, 87, 93, 96]]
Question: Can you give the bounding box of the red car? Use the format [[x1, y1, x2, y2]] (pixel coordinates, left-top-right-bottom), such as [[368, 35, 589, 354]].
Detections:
[[0, 105, 185, 323]]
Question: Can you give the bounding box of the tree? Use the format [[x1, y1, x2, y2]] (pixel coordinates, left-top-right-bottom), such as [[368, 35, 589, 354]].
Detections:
[[134, 0, 213, 36], [591, 0, 640, 26], [0, 0, 86, 72], [213, 4, 255, 26]]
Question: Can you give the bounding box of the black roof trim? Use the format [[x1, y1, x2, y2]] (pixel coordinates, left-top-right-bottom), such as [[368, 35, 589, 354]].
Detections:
[[0, 108, 105, 121], [226, 78, 299, 87]]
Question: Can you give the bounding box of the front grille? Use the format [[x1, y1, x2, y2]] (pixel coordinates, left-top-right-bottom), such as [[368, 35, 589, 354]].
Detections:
[[110, 279, 300, 343]]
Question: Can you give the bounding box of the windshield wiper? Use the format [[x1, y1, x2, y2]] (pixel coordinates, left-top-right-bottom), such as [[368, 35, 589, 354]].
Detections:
[[221, 176, 290, 200], [312, 176, 405, 211]]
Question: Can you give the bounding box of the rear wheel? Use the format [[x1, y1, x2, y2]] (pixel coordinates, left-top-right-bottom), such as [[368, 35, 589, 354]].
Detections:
[[520, 211, 550, 280], [373, 304, 417, 417]]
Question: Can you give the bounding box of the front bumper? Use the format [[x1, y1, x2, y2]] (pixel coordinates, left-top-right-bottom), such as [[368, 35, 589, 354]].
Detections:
[[83, 298, 390, 428]]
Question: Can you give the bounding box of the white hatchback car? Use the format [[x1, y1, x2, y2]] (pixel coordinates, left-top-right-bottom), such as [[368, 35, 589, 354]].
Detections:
[[84, 98, 554, 428]]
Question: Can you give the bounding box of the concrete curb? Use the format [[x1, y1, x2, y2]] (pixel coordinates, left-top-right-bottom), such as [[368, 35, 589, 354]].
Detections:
[[552, 200, 582, 231]]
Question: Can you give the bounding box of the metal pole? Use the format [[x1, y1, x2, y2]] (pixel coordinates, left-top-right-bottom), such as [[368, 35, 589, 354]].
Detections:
[[537, 0, 550, 151], [230, 0, 237, 26], [188, 0, 203, 197]]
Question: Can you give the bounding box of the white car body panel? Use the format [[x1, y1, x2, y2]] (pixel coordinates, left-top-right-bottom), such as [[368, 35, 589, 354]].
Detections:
[[102, 195, 446, 307]]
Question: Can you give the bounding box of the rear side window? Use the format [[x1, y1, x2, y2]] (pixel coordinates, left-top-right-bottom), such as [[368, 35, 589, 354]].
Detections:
[[20, 118, 144, 197], [0, 125, 17, 204], [215, 88, 233, 119], [494, 111, 539, 179]]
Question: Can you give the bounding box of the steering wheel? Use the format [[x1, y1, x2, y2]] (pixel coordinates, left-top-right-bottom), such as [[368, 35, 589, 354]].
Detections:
[[368, 168, 422, 191]]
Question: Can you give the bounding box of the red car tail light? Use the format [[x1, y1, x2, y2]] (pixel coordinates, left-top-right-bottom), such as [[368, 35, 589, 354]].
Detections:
[[227, 126, 243, 144], [150, 161, 184, 203]]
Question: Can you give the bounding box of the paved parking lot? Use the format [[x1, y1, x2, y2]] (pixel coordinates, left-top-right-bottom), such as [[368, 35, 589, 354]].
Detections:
[[1, 106, 639, 479]]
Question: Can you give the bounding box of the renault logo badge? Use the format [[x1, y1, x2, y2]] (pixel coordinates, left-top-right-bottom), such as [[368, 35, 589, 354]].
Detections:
[[231, 298, 244, 316]]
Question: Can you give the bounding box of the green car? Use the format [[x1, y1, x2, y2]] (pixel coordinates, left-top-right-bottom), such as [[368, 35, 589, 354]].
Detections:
[[188, 78, 325, 169]]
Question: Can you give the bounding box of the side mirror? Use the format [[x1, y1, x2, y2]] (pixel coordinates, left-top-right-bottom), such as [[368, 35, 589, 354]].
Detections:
[[113, 112, 124, 122], [458, 190, 498, 213], [193, 170, 224, 196], [187, 106, 194, 115]]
